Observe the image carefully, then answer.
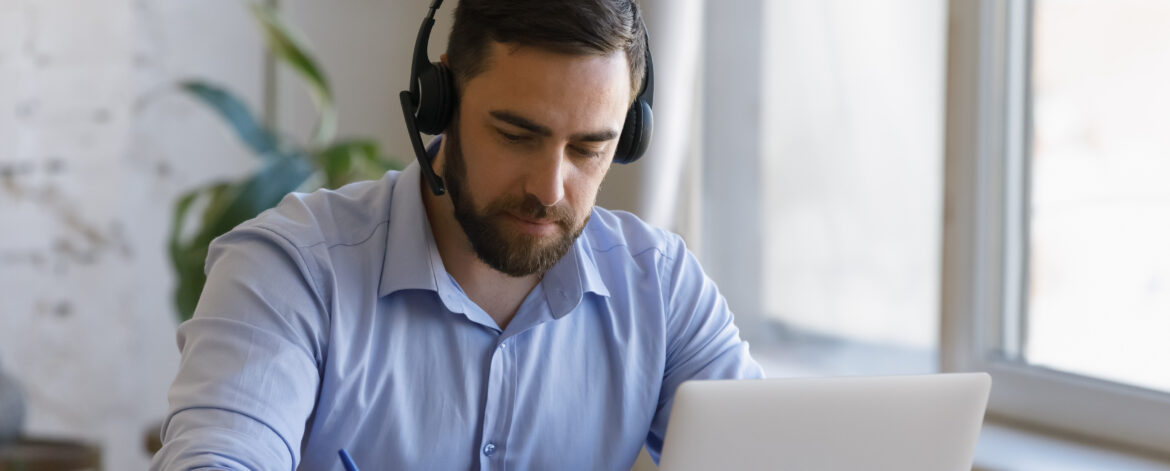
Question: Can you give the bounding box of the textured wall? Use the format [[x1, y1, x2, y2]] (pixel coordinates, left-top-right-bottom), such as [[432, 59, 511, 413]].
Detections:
[[0, 0, 448, 468], [0, 0, 262, 468], [275, 0, 450, 159]]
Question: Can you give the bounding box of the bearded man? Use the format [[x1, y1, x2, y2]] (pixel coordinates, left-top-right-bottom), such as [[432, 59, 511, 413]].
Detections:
[[152, 0, 762, 469]]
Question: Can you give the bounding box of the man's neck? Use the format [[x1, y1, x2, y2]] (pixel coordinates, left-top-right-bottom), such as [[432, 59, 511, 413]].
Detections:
[[420, 171, 540, 331]]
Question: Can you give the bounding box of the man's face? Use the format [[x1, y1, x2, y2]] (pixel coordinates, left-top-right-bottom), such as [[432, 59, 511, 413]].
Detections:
[[442, 42, 632, 277]]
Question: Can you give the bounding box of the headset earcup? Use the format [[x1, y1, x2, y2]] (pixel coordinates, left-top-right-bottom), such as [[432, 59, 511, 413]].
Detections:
[[614, 99, 653, 164], [415, 62, 456, 135]]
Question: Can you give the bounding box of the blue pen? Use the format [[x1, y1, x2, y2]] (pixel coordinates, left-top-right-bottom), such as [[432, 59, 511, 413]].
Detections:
[[338, 448, 360, 471]]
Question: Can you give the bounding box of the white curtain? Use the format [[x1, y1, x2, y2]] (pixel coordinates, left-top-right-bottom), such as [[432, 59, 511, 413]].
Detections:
[[597, 0, 705, 234]]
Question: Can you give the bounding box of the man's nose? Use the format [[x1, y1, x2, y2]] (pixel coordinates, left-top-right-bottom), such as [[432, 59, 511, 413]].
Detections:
[[525, 149, 566, 208]]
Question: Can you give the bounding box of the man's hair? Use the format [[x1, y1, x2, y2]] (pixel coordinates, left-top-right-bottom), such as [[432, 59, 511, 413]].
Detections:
[[446, 0, 647, 104]]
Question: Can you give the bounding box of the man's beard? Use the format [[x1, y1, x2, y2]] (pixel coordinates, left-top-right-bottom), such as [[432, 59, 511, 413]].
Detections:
[[443, 120, 590, 277]]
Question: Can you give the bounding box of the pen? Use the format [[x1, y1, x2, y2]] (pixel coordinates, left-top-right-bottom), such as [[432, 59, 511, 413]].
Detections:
[[338, 448, 360, 471]]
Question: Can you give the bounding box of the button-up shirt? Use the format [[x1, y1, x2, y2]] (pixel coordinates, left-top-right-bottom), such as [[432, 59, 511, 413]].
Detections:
[[151, 162, 763, 471]]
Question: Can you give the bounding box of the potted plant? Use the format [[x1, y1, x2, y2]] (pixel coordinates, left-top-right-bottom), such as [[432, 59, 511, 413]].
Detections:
[[167, 1, 401, 322], [148, 2, 402, 455]]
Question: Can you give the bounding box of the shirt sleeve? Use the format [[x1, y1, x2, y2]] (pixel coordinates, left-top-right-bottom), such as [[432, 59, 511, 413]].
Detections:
[[644, 234, 766, 463], [151, 225, 328, 471]]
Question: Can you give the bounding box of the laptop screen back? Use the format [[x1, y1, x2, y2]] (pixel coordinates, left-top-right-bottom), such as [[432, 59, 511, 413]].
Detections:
[[658, 373, 991, 471]]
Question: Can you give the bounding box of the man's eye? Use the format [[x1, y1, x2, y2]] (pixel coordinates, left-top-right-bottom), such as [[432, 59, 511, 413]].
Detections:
[[500, 131, 527, 143], [572, 146, 604, 158]]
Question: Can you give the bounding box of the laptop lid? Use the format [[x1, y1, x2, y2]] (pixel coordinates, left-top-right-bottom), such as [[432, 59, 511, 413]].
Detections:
[[658, 373, 991, 471]]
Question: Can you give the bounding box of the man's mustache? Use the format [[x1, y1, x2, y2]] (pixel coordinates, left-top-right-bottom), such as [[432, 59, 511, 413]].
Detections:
[[489, 193, 575, 229]]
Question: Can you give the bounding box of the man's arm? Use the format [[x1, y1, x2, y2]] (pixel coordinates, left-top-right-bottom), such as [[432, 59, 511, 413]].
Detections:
[[151, 226, 327, 471], [644, 235, 765, 462]]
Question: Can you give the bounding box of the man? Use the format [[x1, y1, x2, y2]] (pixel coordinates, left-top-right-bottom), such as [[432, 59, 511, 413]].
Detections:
[[152, 0, 762, 469]]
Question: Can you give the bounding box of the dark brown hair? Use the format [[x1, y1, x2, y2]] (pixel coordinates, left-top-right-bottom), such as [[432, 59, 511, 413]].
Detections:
[[446, 0, 647, 103]]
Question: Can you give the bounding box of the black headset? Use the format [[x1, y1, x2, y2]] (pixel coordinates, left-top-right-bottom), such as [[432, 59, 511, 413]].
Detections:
[[400, 0, 655, 196]]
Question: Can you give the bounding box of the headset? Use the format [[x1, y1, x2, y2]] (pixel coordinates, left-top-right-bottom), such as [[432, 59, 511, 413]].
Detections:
[[400, 0, 655, 196]]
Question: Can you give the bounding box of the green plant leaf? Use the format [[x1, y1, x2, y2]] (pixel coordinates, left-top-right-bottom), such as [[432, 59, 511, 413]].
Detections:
[[315, 139, 405, 189], [168, 156, 313, 322], [248, 1, 337, 147], [207, 155, 315, 243], [169, 183, 230, 322], [354, 143, 403, 175], [180, 81, 283, 159], [167, 4, 409, 322], [316, 139, 372, 188], [172, 243, 209, 322], [169, 188, 203, 321], [169, 188, 201, 266]]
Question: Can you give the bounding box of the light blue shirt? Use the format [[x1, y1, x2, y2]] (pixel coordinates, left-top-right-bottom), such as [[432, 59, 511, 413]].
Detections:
[[152, 162, 763, 471]]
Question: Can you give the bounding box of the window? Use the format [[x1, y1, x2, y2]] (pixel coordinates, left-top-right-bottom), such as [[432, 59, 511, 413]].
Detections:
[[1026, 0, 1170, 394], [758, 0, 944, 361], [943, 0, 1170, 456], [698, 1, 945, 376], [701, 0, 1170, 458]]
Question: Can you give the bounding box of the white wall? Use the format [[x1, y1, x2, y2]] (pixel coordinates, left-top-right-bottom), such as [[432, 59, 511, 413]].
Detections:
[[274, 0, 451, 163], [2, 0, 258, 468]]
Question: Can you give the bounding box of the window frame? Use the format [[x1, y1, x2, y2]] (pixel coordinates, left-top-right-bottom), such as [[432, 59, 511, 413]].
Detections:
[[941, 0, 1170, 457]]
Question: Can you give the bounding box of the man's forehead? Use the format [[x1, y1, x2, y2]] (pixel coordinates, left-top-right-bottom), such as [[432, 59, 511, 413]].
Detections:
[[472, 41, 631, 95], [462, 41, 632, 134]]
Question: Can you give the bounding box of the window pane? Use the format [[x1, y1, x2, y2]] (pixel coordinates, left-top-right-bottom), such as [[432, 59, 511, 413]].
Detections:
[[1027, 0, 1170, 392], [759, 1, 943, 357]]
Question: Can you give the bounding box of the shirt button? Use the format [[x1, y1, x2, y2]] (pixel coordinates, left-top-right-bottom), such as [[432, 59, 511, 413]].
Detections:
[[482, 442, 496, 456], [499, 342, 507, 349]]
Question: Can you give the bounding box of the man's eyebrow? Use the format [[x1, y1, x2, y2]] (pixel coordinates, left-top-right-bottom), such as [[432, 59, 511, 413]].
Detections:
[[489, 110, 619, 142], [490, 110, 552, 137], [572, 128, 619, 143]]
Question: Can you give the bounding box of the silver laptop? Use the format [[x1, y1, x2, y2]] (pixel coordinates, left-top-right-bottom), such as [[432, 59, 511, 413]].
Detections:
[[658, 373, 991, 471]]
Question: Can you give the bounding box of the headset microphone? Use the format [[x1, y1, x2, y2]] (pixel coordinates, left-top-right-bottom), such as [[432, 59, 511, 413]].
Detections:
[[400, 0, 449, 196]]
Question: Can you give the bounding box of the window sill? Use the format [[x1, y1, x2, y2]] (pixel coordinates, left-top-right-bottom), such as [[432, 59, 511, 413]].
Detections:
[[974, 420, 1170, 471], [745, 325, 1170, 471]]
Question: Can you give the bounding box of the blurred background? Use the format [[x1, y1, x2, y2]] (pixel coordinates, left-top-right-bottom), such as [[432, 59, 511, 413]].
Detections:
[[1, 0, 1169, 469]]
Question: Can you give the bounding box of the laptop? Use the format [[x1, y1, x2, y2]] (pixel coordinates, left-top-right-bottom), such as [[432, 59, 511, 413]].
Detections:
[[658, 373, 991, 471]]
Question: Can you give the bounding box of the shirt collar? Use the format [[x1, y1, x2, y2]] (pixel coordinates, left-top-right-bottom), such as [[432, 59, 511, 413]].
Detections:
[[540, 215, 612, 318], [378, 161, 451, 299]]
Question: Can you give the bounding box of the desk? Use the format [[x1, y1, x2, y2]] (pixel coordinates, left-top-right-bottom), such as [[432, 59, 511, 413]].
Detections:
[[0, 438, 101, 471]]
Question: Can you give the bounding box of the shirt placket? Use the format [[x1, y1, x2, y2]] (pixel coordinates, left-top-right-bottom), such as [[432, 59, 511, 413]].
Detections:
[[479, 337, 516, 470]]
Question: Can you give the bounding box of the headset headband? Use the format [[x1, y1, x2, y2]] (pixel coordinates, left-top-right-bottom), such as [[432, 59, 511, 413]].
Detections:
[[400, 0, 653, 196]]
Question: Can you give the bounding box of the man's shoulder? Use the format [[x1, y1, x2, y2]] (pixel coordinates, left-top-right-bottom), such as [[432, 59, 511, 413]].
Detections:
[[233, 170, 403, 250], [583, 206, 683, 262]]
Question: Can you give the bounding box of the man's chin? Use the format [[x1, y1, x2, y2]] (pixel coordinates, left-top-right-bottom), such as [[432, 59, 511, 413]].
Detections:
[[497, 229, 564, 254], [478, 221, 578, 274]]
